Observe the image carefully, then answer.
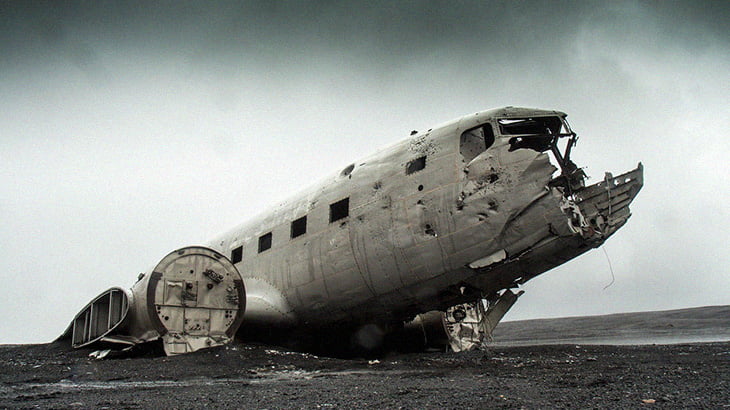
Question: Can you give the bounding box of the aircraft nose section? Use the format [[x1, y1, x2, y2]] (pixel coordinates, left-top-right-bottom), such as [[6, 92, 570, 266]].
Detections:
[[570, 163, 644, 241]]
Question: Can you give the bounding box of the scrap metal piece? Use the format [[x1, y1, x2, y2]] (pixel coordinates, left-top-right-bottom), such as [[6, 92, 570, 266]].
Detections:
[[480, 289, 523, 341], [88, 349, 112, 359]]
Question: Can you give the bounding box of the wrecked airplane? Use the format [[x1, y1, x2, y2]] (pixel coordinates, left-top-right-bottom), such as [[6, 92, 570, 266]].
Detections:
[[60, 107, 643, 355]]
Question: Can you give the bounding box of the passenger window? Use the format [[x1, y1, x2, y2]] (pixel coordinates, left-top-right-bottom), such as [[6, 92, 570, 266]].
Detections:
[[329, 197, 349, 223], [291, 216, 307, 238], [258, 232, 272, 253], [406, 156, 426, 175], [230, 246, 243, 264], [460, 124, 495, 163]]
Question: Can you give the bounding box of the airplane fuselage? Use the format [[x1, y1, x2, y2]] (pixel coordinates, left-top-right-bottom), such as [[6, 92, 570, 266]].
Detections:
[[61, 106, 642, 354], [206, 107, 643, 335]]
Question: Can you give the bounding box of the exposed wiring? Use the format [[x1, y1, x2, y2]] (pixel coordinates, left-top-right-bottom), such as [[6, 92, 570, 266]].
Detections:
[[602, 246, 615, 290]]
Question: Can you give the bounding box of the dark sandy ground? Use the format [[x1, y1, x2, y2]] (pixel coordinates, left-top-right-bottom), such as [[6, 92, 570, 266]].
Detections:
[[2, 306, 729, 409]]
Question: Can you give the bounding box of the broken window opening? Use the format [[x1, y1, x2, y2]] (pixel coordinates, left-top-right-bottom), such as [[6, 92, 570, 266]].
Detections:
[[406, 156, 426, 175], [258, 232, 272, 253], [340, 164, 355, 177], [424, 224, 436, 236], [500, 116, 584, 193], [329, 197, 349, 223], [230, 246, 243, 264], [291, 215, 307, 238], [459, 124, 495, 163], [499, 116, 565, 136], [499, 116, 569, 153]]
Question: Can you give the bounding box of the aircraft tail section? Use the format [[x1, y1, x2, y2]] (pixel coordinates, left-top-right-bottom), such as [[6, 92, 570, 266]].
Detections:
[[59, 246, 246, 356]]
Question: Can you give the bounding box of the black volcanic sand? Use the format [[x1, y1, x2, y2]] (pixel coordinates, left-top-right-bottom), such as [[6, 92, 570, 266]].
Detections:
[[1, 340, 729, 409]]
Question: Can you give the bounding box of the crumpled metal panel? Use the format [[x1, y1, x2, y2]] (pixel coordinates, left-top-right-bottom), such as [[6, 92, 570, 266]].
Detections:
[[573, 164, 644, 238], [462, 163, 644, 300]]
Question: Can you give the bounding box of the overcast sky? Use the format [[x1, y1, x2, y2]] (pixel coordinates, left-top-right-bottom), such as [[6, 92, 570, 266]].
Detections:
[[1, 1, 728, 344]]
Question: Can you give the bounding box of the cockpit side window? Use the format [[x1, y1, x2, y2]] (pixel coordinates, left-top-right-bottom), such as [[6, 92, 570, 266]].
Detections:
[[459, 123, 495, 163]]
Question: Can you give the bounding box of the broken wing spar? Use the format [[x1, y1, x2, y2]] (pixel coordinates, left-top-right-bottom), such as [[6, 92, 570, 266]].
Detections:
[[60, 106, 643, 355]]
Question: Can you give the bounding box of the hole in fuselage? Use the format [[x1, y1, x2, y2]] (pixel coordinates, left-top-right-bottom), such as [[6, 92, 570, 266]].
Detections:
[[341, 164, 355, 177]]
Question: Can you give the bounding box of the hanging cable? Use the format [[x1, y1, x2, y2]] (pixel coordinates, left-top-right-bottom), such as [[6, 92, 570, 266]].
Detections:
[[602, 246, 615, 290]]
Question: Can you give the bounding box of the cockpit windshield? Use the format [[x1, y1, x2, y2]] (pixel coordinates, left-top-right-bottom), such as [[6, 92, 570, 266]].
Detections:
[[499, 115, 584, 192], [498, 116, 573, 153], [499, 116, 565, 136]]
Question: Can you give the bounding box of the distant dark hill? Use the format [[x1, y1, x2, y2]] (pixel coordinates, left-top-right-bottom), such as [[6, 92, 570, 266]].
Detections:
[[492, 305, 730, 346]]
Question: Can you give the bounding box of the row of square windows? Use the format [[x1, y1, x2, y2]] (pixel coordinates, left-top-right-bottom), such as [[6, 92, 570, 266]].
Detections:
[[229, 196, 349, 264], [228, 155, 428, 265]]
